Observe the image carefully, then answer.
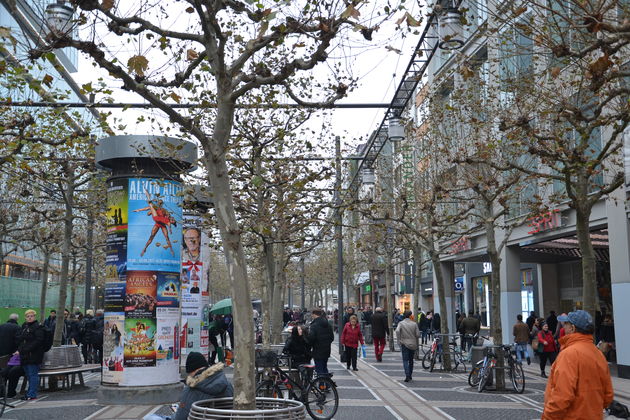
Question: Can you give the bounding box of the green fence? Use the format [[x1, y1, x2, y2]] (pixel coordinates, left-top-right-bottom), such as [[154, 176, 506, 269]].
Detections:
[[0, 276, 85, 309]]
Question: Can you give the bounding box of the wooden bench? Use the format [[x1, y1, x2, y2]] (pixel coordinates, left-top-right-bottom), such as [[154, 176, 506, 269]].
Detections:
[[19, 364, 100, 392]]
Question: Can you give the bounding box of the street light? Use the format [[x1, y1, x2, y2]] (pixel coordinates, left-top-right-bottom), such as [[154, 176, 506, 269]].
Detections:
[[388, 117, 405, 142], [45, 1, 74, 37], [361, 167, 376, 185], [437, 1, 465, 50]]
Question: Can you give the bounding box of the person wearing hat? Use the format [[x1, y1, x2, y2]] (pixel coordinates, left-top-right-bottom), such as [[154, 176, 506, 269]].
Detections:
[[542, 310, 613, 420]]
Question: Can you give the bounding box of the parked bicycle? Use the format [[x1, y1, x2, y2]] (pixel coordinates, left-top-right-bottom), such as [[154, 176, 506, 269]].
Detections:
[[255, 349, 338, 420], [422, 334, 466, 372], [469, 344, 525, 393]]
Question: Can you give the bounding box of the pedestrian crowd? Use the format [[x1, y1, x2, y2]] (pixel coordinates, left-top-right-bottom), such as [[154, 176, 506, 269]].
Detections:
[[0, 307, 104, 401]]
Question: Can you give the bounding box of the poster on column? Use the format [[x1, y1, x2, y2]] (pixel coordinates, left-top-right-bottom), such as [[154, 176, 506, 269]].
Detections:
[[156, 307, 181, 383], [157, 272, 180, 307], [125, 271, 157, 318], [104, 282, 126, 313], [181, 215, 209, 307], [105, 179, 128, 282], [102, 313, 125, 384], [127, 178, 182, 272], [124, 317, 156, 367], [181, 307, 201, 355]]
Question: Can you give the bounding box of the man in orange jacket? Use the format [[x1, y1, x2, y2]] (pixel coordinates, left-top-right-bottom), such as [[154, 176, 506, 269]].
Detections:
[[542, 310, 614, 420]]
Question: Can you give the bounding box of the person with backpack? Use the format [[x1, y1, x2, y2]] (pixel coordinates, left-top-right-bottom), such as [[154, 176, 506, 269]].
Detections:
[[16, 309, 46, 400], [94, 310, 105, 364], [80, 309, 98, 363]]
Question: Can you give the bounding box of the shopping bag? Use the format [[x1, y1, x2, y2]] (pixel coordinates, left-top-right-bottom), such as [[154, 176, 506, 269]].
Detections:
[[361, 344, 366, 359], [340, 347, 347, 363]]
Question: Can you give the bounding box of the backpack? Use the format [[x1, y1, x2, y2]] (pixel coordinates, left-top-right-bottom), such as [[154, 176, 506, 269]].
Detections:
[[42, 325, 54, 352]]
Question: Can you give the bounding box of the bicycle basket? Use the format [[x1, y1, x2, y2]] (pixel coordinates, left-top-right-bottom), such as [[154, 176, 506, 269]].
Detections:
[[255, 349, 279, 368]]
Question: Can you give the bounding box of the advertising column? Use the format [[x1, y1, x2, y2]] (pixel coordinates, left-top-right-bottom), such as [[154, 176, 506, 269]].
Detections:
[[97, 135, 197, 403], [103, 178, 183, 386]]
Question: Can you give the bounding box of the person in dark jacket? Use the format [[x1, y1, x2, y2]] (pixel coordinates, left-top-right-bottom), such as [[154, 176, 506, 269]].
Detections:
[[16, 309, 46, 400], [419, 310, 431, 345], [371, 307, 388, 362], [546, 311, 558, 335], [0, 314, 23, 398], [526, 311, 537, 331], [0, 314, 20, 357], [363, 306, 373, 326], [458, 310, 480, 352], [341, 307, 355, 327], [431, 312, 442, 334], [144, 352, 233, 420], [94, 310, 105, 364], [283, 325, 311, 365], [307, 309, 334, 377], [80, 310, 97, 363], [43, 310, 57, 329]]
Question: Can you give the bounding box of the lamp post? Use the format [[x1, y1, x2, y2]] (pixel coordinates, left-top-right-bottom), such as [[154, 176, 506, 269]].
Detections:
[[436, 0, 465, 50], [335, 136, 344, 355]]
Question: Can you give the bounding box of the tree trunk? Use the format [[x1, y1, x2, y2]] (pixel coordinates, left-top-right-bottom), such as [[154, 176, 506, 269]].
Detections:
[[576, 206, 597, 316], [271, 244, 286, 344], [202, 111, 255, 408], [429, 247, 451, 370], [55, 166, 75, 347], [261, 243, 275, 348], [413, 244, 422, 355], [385, 252, 395, 351], [39, 251, 50, 323], [70, 256, 77, 313], [486, 217, 505, 390]]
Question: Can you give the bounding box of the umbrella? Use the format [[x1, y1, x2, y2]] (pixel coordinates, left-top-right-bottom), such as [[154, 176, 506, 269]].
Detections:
[[210, 298, 232, 315]]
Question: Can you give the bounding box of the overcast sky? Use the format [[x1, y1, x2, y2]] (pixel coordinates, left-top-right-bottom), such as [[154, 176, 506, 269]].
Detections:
[[72, 1, 425, 157]]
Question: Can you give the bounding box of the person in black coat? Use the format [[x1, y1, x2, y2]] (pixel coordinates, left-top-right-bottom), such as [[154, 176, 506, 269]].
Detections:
[[283, 325, 311, 365], [431, 312, 441, 333], [0, 314, 20, 357], [307, 309, 334, 376], [16, 310, 46, 400]]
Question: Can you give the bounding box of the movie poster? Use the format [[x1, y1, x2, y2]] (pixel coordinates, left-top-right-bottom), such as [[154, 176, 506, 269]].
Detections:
[[105, 179, 128, 282], [157, 272, 180, 307], [127, 178, 182, 272], [156, 308, 180, 382], [104, 282, 126, 313], [102, 313, 125, 384], [124, 317, 156, 367], [125, 271, 157, 318]]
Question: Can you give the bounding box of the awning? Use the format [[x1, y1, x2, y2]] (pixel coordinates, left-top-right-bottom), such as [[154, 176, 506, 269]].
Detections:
[[355, 271, 370, 285]]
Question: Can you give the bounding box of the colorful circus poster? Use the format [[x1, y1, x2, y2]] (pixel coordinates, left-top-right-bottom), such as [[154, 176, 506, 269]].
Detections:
[[124, 317, 156, 367], [105, 179, 128, 281], [157, 272, 180, 307], [102, 313, 125, 384], [125, 271, 157, 318], [127, 178, 182, 272]]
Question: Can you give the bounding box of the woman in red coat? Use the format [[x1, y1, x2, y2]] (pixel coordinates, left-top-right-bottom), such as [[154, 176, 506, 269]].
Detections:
[[537, 322, 558, 378], [341, 315, 364, 371]]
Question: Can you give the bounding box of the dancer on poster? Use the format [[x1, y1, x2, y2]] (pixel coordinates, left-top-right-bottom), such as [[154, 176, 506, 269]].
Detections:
[[133, 189, 177, 257], [124, 318, 156, 367]]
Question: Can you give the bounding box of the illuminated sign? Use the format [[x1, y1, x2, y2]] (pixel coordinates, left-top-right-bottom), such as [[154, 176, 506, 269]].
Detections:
[[528, 209, 561, 234], [450, 236, 471, 254]]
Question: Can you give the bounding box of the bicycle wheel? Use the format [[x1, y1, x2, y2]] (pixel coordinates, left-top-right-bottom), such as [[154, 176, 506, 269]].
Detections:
[[468, 361, 483, 387], [304, 377, 338, 420], [510, 362, 525, 394], [422, 351, 432, 369], [477, 364, 491, 393], [429, 350, 437, 372], [256, 380, 283, 399]]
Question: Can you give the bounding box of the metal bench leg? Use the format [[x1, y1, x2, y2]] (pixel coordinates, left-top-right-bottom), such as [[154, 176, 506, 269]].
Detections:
[[78, 372, 85, 387]]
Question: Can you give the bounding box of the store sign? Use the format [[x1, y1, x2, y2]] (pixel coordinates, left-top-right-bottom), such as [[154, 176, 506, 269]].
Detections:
[[365, 284, 372, 292], [450, 236, 471, 254], [454, 276, 464, 291], [482, 262, 492, 273], [527, 209, 561, 234]]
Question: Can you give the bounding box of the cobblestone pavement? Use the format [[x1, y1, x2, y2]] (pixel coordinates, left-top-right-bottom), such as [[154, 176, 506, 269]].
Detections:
[[3, 340, 630, 419]]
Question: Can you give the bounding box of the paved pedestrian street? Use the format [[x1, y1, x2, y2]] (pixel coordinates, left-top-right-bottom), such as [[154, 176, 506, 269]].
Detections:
[[3, 343, 630, 420]]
